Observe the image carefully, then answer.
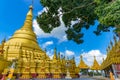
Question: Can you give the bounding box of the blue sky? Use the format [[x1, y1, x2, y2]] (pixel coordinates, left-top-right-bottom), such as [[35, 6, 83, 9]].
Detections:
[[0, 0, 115, 66]]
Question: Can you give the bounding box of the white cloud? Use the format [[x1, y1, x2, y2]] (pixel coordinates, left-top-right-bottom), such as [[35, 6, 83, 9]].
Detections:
[[42, 41, 53, 48], [65, 50, 75, 56], [33, 8, 81, 43], [75, 56, 80, 66], [46, 49, 54, 59], [33, 17, 67, 42], [38, 7, 48, 15], [81, 50, 106, 66], [33, 19, 51, 38], [33, 7, 68, 43]]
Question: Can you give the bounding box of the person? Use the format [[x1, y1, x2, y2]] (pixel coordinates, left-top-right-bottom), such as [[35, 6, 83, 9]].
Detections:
[[110, 71, 115, 80]]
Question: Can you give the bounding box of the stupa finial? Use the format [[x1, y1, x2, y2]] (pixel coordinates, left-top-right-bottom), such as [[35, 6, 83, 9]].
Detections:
[[94, 56, 96, 59], [53, 48, 57, 60], [113, 35, 117, 44], [110, 40, 113, 47], [80, 55, 83, 60], [21, 5, 33, 30]]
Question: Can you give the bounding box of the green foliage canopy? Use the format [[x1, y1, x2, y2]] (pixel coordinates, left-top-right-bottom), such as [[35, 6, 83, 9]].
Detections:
[[37, 0, 120, 44], [37, 0, 97, 44], [95, 0, 120, 35]]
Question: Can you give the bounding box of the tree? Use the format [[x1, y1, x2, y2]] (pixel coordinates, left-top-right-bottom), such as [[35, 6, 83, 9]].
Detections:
[[37, 0, 120, 44], [94, 0, 120, 36], [37, 0, 98, 44]]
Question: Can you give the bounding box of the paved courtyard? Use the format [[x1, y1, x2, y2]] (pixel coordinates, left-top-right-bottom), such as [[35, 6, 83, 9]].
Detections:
[[29, 78, 99, 80]]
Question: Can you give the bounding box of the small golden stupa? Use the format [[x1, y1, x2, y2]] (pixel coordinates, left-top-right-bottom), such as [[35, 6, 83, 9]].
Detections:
[[78, 55, 89, 69], [91, 56, 100, 70], [101, 36, 120, 78]]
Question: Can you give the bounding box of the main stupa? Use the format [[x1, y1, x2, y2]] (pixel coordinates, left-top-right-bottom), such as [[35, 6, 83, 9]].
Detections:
[[0, 6, 79, 79], [2, 5, 49, 79]]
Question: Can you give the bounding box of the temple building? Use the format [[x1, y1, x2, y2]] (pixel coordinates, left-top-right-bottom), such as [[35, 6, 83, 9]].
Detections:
[[101, 36, 120, 78], [78, 55, 89, 75], [68, 56, 79, 78], [0, 6, 79, 79], [91, 56, 101, 70], [91, 56, 101, 76]]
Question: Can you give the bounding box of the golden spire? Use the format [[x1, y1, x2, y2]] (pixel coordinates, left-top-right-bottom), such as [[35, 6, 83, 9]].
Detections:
[[58, 52, 60, 60], [102, 58, 104, 62], [113, 35, 117, 44], [110, 40, 113, 47], [91, 56, 100, 70], [5, 5, 42, 52], [53, 48, 57, 60], [78, 55, 89, 69], [2, 38, 6, 44], [21, 6, 33, 30]]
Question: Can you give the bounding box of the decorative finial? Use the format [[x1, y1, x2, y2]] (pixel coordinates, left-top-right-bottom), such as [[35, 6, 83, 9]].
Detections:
[[106, 48, 108, 53], [32, 0, 34, 5], [73, 56, 75, 60], [44, 48, 47, 52], [28, 0, 33, 11], [110, 40, 113, 47], [2, 38, 6, 43], [80, 55, 83, 59], [108, 45, 110, 50], [29, 5, 33, 10], [103, 58, 104, 61], [58, 52, 61, 59], [113, 35, 117, 44], [54, 47, 57, 53], [53, 48, 57, 60]]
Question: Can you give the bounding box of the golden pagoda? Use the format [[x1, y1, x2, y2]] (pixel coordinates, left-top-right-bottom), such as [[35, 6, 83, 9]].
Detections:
[[78, 55, 89, 69], [91, 56, 100, 70], [61, 55, 67, 78], [51, 48, 62, 78], [68, 56, 77, 78], [101, 36, 120, 78], [0, 5, 79, 79], [1, 5, 48, 79], [0, 39, 10, 75], [78, 55, 89, 76]]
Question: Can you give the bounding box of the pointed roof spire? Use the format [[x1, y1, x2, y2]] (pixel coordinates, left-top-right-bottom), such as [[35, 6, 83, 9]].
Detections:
[[53, 48, 57, 60], [72, 56, 75, 60], [78, 55, 89, 69], [102, 58, 104, 62], [58, 52, 61, 60], [113, 35, 117, 44], [108, 45, 110, 52], [2, 38, 6, 43], [110, 40, 113, 47], [21, 5, 33, 30], [91, 56, 100, 70], [106, 48, 108, 53]]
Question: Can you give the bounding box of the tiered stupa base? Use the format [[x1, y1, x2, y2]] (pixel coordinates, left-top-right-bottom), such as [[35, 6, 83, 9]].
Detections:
[[53, 73, 61, 78], [20, 73, 30, 79], [37, 73, 46, 78], [70, 73, 76, 78]]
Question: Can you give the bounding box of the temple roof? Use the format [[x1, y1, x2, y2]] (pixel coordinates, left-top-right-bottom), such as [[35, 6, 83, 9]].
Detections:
[[91, 56, 100, 70], [101, 36, 120, 69], [78, 55, 89, 69]]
